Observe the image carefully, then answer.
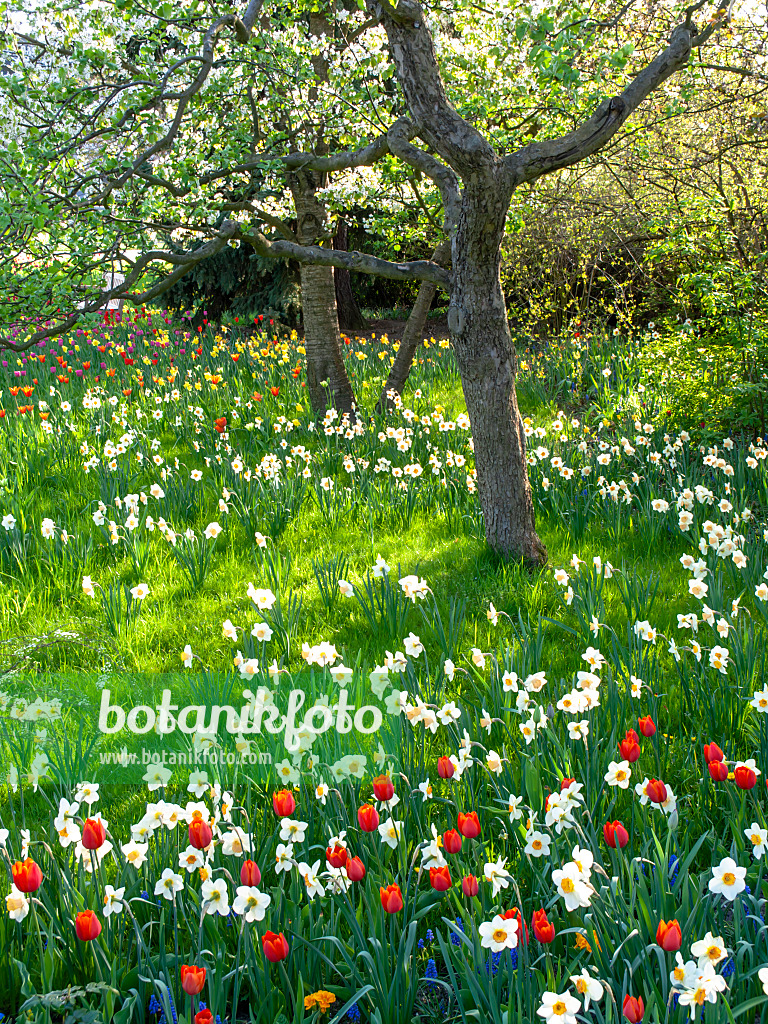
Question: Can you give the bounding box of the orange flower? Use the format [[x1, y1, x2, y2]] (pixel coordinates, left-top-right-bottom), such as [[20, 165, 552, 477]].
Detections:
[[81, 818, 106, 850], [357, 804, 379, 832], [12, 859, 43, 893], [180, 964, 206, 995], [75, 910, 102, 941], [429, 866, 452, 892], [272, 788, 296, 817], [372, 774, 394, 801], [380, 883, 403, 913], [656, 919, 682, 951], [457, 811, 481, 838]]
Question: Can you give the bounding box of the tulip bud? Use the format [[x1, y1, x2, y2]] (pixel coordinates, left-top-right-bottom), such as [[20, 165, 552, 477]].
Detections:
[[429, 866, 452, 892], [645, 779, 667, 804], [262, 931, 289, 963], [623, 995, 644, 1023], [603, 820, 629, 849], [357, 804, 380, 832], [734, 765, 757, 790], [75, 910, 102, 941], [638, 715, 656, 738], [532, 908, 555, 943], [462, 874, 479, 897], [708, 760, 729, 782], [188, 819, 212, 851], [442, 829, 462, 855], [619, 733, 641, 763], [656, 919, 682, 952], [457, 811, 481, 838], [345, 856, 366, 882], [81, 818, 106, 851], [703, 742, 724, 763], [272, 789, 296, 817], [380, 883, 403, 913], [372, 775, 394, 802], [325, 843, 348, 869], [11, 859, 43, 893], [180, 965, 206, 995], [437, 756, 455, 779], [240, 860, 261, 886], [195, 1011, 213, 1024]]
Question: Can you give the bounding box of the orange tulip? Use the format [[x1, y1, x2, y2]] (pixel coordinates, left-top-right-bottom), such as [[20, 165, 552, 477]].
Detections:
[[180, 965, 206, 995], [12, 859, 43, 893], [656, 919, 682, 951], [532, 908, 555, 943], [272, 789, 296, 817], [429, 866, 452, 892], [75, 910, 102, 941], [457, 811, 481, 838], [380, 883, 403, 913], [188, 820, 212, 851]]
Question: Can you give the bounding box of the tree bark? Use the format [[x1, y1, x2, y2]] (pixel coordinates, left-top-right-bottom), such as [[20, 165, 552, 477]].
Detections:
[[375, 237, 451, 413], [288, 168, 357, 417], [333, 220, 368, 332], [449, 180, 547, 564]]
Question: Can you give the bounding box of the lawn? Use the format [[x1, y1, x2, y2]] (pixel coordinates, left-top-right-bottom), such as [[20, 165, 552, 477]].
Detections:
[[1, 309, 768, 1024]]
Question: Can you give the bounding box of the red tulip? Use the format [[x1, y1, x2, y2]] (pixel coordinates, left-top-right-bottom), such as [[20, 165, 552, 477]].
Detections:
[[372, 774, 394, 802], [532, 908, 555, 943], [81, 818, 106, 851], [270, 386, 280, 398], [188, 820, 212, 851], [437, 756, 455, 779], [11, 859, 43, 893], [345, 856, 366, 882], [656, 919, 682, 952], [619, 732, 641, 763], [272, 789, 296, 817], [326, 843, 348, 869], [623, 995, 644, 1023], [180, 965, 206, 995], [357, 804, 380, 832], [240, 860, 261, 886], [457, 811, 481, 838], [195, 1012, 213, 1024], [75, 910, 102, 941], [429, 866, 452, 892], [734, 765, 757, 790], [704, 742, 724, 763], [603, 821, 629, 849], [638, 716, 656, 738], [380, 884, 403, 913], [443, 829, 462, 855], [708, 760, 729, 782], [462, 874, 479, 897], [262, 931, 289, 963], [645, 779, 667, 804], [560, 777, 575, 791]]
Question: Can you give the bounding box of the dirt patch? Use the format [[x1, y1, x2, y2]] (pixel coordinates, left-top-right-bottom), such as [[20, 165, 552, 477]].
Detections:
[[341, 315, 450, 342]]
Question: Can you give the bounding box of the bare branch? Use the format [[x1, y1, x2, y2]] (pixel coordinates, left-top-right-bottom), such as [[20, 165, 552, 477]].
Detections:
[[242, 230, 451, 287]]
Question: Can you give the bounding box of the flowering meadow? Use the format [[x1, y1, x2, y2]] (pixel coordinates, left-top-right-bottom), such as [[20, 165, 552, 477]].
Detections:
[[2, 310, 768, 1024]]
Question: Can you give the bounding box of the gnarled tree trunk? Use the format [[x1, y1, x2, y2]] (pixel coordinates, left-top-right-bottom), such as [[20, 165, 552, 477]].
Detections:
[[288, 168, 357, 417], [449, 180, 546, 563], [375, 237, 451, 413]]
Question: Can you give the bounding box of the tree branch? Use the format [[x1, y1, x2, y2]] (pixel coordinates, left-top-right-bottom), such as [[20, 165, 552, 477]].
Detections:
[[386, 117, 461, 231], [503, 6, 731, 188], [365, 0, 497, 177], [242, 230, 451, 287]]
